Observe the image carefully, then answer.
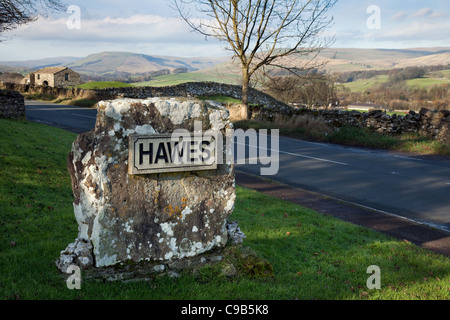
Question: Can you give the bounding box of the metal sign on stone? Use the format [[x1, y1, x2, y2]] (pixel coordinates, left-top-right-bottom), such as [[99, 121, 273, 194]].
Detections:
[[56, 97, 236, 278], [128, 133, 218, 175]]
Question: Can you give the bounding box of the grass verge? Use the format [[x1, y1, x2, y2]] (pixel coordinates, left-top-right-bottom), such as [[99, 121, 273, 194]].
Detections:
[[1, 119, 449, 300], [234, 120, 450, 157]]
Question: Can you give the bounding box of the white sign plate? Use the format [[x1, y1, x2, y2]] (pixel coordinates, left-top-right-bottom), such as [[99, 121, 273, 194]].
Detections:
[[128, 134, 218, 175]]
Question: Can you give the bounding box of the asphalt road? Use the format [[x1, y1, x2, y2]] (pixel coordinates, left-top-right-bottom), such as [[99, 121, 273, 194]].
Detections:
[[25, 100, 450, 233], [26, 100, 97, 133], [238, 136, 450, 232]]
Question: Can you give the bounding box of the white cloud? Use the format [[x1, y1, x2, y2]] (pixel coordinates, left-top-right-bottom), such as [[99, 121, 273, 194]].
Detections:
[[2, 1, 449, 60], [390, 7, 446, 22], [361, 18, 450, 46], [0, 11, 229, 60], [412, 8, 434, 18], [411, 8, 446, 19], [14, 14, 195, 43], [391, 12, 408, 21]]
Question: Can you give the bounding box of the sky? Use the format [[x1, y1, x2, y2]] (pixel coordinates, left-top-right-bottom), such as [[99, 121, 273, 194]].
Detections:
[[1, 0, 449, 61]]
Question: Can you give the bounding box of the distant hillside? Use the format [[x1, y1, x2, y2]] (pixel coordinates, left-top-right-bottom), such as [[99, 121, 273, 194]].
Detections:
[[135, 47, 450, 87], [0, 56, 79, 70], [319, 48, 450, 72], [1, 48, 449, 82], [0, 51, 229, 81], [65, 51, 229, 76]]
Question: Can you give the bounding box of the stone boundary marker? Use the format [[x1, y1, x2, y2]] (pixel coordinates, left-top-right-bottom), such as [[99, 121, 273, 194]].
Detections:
[[56, 97, 243, 280]]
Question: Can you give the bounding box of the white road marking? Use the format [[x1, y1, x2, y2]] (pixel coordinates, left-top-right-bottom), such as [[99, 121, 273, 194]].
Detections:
[[28, 107, 89, 111], [235, 142, 349, 166], [393, 155, 423, 161], [277, 149, 349, 166], [72, 113, 97, 119]]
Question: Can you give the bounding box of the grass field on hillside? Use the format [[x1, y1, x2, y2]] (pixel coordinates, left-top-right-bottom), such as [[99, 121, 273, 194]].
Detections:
[[340, 75, 449, 92], [407, 77, 450, 89], [340, 75, 389, 92], [1, 119, 449, 300], [76, 81, 133, 90], [133, 71, 240, 87]]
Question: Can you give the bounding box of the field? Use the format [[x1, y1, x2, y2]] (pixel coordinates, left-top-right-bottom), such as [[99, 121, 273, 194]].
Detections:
[[134, 69, 240, 87], [340, 75, 389, 92], [1, 118, 450, 301], [340, 75, 450, 93], [133, 72, 225, 87], [76, 81, 133, 89], [407, 77, 450, 89]]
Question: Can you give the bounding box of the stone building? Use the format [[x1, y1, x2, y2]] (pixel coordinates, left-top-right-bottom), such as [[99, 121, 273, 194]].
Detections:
[[29, 67, 81, 87]]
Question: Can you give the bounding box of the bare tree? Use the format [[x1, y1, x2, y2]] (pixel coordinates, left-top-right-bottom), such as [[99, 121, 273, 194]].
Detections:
[[0, 0, 65, 36], [264, 73, 336, 108], [174, 0, 337, 118]]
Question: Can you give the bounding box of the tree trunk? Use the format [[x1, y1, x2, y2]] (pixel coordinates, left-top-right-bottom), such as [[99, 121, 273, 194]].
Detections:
[[241, 69, 250, 120]]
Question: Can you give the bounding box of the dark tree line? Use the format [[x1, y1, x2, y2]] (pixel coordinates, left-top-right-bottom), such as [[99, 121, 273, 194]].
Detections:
[[388, 66, 425, 83]]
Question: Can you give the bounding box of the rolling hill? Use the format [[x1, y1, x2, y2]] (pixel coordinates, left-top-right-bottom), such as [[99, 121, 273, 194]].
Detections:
[[1, 48, 449, 81], [322, 48, 450, 71], [0, 51, 229, 78], [65, 51, 229, 76]]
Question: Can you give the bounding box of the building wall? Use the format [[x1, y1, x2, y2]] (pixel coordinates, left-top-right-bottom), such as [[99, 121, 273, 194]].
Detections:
[[54, 69, 81, 87], [34, 72, 55, 87], [31, 69, 81, 87]]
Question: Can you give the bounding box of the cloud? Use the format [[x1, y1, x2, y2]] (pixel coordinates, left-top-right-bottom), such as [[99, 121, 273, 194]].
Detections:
[[391, 12, 408, 21], [14, 14, 196, 43], [363, 19, 450, 45], [0, 12, 230, 59], [412, 8, 446, 19], [412, 8, 434, 18], [390, 7, 446, 22]]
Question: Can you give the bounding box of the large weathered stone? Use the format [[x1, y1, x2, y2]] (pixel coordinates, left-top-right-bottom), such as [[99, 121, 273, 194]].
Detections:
[[58, 97, 235, 271]]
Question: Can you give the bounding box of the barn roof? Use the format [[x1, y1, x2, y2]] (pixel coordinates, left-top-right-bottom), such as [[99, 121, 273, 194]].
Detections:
[[33, 67, 69, 74]]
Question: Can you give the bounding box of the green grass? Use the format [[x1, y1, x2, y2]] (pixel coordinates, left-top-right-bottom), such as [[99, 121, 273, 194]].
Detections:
[[341, 75, 389, 92], [197, 94, 242, 104], [76, 81, 133, 90], [329, 128, 450, 156], [1, 119, 450, 300], [326, 126, 399, 149], [133, 71, 239, 87], [340, 74, 450, 93], [406, 77, 450, 89]]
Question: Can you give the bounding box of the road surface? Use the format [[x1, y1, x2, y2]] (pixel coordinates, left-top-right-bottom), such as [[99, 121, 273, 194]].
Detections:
[[25, 100, 97, 133], [25, 100, 450, 232], [237, 136, 450, 232]]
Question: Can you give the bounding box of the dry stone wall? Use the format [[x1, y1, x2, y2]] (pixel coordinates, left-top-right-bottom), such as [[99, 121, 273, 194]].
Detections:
[[0, 82, 290, 111], [241, 105, 450, 145], [0, 89, 25, 119], [2, 81, 449, 144]]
